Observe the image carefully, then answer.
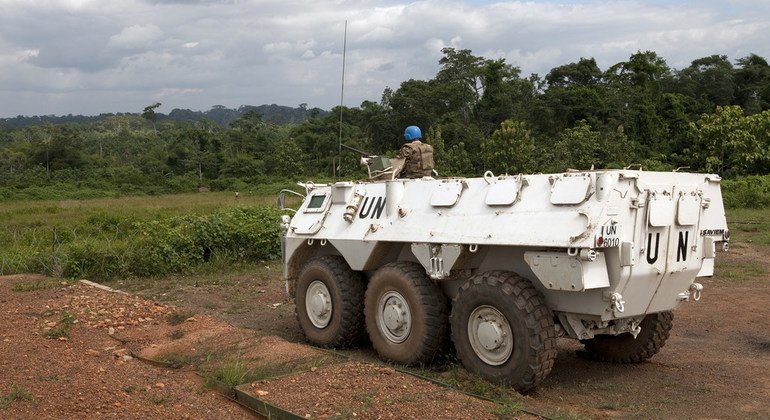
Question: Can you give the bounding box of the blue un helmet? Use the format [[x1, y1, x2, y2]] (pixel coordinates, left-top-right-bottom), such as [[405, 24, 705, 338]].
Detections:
[[403, 125, 422, 142]]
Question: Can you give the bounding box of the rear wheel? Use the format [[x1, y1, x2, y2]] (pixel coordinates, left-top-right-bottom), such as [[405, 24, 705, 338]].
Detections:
[[450, 271, 557, 392], [582, 311, 673, 363], [365, 262, 449, 365], [295, 256, 365, 348]]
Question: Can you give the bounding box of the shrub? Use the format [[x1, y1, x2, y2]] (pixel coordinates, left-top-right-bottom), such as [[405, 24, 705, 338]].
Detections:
[[721, 175, 770, 209]]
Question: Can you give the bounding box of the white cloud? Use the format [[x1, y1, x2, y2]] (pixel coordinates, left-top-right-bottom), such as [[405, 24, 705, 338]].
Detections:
[[0, 0, 768, 116], [108, 24, 164, 51]]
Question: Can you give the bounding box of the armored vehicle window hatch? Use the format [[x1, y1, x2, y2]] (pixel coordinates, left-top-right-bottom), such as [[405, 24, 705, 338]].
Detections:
[[676, 191, 701, 226], [303, 193, 330, 213], [485, 178, 519, 206], [430, 180, 465, 207], [648, 192, 674, 227], [550, 175, 591, 205]]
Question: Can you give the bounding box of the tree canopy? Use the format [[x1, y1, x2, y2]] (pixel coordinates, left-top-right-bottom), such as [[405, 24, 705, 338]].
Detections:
[[1, 49, 769, 201]]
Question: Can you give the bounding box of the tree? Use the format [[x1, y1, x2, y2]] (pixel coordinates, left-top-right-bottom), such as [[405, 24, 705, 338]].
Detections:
[[676, 55, 735, 110], [142, 102, 162, 133], [475, 58, 530, 136], [265, 139, 305, 177], [481, 120, 535, 174], [545, 57, 602, 89], [734, 54, 770, 114], [689, 106, 770, 175], [551, 120, 601, 171], [604, 51, 671, 146]]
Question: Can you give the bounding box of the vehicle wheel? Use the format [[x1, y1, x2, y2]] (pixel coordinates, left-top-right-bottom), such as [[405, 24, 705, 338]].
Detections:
[[450, 271, 557, 392], [582, 311, 673, 363], [364, 262, 449, 365], [295, 255, 365, 348]]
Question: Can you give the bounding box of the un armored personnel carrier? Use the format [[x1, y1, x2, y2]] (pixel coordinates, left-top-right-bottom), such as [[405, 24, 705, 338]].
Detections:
[[279, 168, 729, 391]]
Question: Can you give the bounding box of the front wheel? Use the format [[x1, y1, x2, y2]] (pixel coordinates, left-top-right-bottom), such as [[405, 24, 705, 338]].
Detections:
[[450, 271, 557, 392], [582, 311, 673, 363], [295, 256, 365, 348]]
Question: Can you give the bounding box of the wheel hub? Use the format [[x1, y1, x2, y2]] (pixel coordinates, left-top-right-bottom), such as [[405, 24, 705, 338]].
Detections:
[[468, 305, 513, 366], [306, 280, 332, 328], [377, 291, 412, 343], [477, 320, 505, 351]]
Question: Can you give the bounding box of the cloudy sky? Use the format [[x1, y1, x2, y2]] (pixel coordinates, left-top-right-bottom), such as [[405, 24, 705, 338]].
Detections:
[[0, 0, 768, 118]]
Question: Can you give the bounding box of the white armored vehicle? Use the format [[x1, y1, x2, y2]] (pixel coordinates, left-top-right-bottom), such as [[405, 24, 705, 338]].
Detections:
[[279, 168, 729, 391]]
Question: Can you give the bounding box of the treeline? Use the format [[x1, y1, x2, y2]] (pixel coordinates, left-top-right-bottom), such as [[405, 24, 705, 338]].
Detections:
[[0, 104, 327, 129], [1, 49, 769, 203]]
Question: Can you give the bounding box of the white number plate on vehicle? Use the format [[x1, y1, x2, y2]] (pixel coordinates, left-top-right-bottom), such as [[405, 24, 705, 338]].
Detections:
[[596, 224, 620, 248]]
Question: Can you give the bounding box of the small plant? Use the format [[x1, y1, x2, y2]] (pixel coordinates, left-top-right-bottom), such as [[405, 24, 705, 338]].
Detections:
[[44, 311, 76, 339], [204, 358, 254, 391], [492, 396, 523, 417], [166, 311, 192, 326], [546, 409, 592, 420], [169, 330, 185, 340], [0, 385, 33, 409], [12, 279, 67, 292], [358, 392, 375, 407], [157, 352, 193, 369]]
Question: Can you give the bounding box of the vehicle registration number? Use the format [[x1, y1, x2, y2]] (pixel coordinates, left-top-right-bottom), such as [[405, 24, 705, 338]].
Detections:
[[596, 224, 620, 248]]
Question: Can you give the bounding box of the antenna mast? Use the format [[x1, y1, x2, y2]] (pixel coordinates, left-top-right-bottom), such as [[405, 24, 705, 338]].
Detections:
[[336, 20, 348, 177]]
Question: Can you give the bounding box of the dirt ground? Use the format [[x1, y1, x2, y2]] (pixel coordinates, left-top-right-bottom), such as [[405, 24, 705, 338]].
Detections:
[[2, 241, 769, 419]]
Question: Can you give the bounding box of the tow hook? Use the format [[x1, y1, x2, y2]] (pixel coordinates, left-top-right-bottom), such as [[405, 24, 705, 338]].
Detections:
[[689, 283, 703, 301], [609, 292, 625, 314]]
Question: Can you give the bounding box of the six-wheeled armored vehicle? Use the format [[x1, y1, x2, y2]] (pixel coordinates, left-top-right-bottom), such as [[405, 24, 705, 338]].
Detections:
[[279, 168, 728, 391]]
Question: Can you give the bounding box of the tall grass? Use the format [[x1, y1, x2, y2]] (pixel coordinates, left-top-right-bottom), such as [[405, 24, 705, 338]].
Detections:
[[0, 191, 298, 279]]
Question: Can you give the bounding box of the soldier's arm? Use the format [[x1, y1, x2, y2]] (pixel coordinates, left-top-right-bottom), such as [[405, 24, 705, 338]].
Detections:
[[397, 145, 414, 161]]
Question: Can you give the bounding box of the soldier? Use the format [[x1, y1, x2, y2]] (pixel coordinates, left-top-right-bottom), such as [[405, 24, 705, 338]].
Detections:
[[396, 125, 434, 178]]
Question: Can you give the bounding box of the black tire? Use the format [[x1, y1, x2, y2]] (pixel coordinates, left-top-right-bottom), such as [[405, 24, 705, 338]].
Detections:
[[364, 262, 449, 365], [582, 311, 673, 363], [295, 255, 365, 348], [450, 271, 557, 392]]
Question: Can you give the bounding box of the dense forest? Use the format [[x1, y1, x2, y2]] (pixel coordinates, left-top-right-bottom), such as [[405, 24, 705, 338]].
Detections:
[[1, 49, 769, 202]]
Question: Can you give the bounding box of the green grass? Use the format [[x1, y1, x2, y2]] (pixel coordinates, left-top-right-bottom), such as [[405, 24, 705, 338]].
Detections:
[[200, 354, 337, 393], [44, 311, 76, 339], [203, 358, 255, 390], [715, 260, 767, 283], [403, 363, 526, 416], [156, 352, 195, 369], [0, 191, 290, 279], [0, 385, 32, 409], [726, 208, 770, 246], [544, 409, 592, 420], [12, 279, 68, 292]]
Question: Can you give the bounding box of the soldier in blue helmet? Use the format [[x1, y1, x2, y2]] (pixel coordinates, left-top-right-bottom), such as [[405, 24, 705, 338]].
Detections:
[[396, 125, 434, 178]]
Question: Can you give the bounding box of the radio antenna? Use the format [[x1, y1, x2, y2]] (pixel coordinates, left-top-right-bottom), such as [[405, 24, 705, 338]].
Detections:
[[336, 20, 348, 177]]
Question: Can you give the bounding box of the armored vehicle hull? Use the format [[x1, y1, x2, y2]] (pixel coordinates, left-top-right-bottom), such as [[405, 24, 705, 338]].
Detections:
[[280, 170, 728, 391]]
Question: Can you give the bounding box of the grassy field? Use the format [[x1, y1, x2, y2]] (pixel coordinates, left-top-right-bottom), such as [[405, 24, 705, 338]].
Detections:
[[726, 207, 770, 246], [0, 191, 304, 279]]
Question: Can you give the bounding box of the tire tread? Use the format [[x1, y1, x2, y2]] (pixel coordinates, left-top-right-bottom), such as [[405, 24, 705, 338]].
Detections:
[[451, 271, 557, 392]]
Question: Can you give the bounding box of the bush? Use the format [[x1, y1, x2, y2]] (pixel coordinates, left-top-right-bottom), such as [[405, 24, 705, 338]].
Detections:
[[61, 240, 132, 279], [53, 206, 283, 279], [721, 175, 770, 209]]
